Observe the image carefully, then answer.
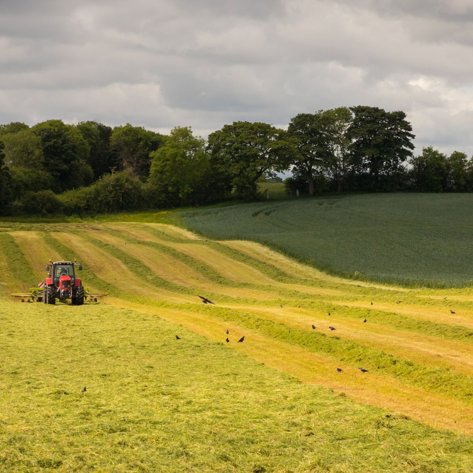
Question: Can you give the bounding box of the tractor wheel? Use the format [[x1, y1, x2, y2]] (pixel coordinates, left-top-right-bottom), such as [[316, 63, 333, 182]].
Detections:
[[72, 285, 85, 306], [44, 286, 56, 305]]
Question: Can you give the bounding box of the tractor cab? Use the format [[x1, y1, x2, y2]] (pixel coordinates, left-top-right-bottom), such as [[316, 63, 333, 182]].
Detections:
[[51, 262, 75, 284]]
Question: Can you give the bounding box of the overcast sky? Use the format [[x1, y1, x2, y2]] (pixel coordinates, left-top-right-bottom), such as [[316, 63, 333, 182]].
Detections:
[[1, 0, 473, 154]]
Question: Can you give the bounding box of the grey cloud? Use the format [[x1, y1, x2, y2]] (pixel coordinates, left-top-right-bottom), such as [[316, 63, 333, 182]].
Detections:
[[0, 0, 472, 155]]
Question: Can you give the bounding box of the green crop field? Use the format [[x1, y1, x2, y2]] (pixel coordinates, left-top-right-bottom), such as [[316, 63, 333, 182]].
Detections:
[[1, 212, 473, 471], [181, 193, 473, 287]]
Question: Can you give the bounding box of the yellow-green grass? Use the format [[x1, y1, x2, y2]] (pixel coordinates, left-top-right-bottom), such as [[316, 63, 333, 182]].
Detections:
[[2, 221, 473, 470], [4, 300, 473, 472]]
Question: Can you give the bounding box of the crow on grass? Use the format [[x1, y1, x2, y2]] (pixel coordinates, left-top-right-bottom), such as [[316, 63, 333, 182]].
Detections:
[[198, 295, 214, 304], [175, 335, 181, 340], [226, 329, 229, 334], [358, 367, 368, 373], [329, 326, 336, 331], [450, 310, 456, 314], [363, 319, 367, 323], [81, 386, 87, 393], [238, 336, 245, 343], [311, 324, 316, 330], [336, 368, 343, 373], [226, 338, 230, 343]]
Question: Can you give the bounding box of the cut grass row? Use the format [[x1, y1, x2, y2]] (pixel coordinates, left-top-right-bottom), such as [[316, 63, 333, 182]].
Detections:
[[3, 223, 473, 437], [3, 301, 473, 472]]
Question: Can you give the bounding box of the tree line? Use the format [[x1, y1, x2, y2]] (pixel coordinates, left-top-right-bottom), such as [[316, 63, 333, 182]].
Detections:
[[0, 106, 471, 215]]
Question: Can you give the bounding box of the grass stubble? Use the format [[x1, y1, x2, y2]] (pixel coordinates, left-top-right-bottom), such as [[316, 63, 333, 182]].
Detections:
[[1, 215, 473, 471], [1, 301, 473, 472]]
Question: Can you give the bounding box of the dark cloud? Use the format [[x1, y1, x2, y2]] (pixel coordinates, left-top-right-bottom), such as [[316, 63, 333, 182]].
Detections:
[[0, 0, 472, 154]]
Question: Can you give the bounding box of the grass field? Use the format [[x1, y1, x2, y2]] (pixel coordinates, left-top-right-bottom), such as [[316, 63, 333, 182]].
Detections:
[[181, 193, 473, 287], [2, 216, 473, 471]]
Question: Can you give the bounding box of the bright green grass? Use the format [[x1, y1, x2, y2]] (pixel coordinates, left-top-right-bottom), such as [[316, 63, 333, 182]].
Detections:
[[257, 181, 288, 200], [1, 300, 473, 472], [181, 193, 473, 287]]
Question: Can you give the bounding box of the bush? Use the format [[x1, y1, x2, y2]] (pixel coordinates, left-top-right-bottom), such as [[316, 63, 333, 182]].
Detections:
[[15, 190, 63, 215], [60, 171, 145, 215]]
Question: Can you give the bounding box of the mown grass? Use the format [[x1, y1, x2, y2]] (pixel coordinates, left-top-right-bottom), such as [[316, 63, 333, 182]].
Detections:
[[3, 219, 473, 470], [2, 300, 473, 472], [181, 193, 473, 287]]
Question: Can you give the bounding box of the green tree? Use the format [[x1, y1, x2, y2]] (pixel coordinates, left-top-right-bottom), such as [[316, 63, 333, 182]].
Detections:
[[110, 124, 162, 180], [288, 108, 352, 194], [60, 171, 144, 215], [347, 106, 415, 191], [447, 151, 468, 192], [32, 120, 93, 192], [207, 121, 291, 200], [410, 147, 448, 192], [0, 122, 29, 135], [1, 128, 53, 196], [0, 142, 13, 214], [77, 121, 113, 179], [148, 127, 224, 207]]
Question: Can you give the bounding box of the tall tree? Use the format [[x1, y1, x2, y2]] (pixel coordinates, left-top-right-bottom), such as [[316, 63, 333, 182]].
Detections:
[[447, 151, 468, 192], [77, 121, 113, 179], [1, 128, 52, 196], [347, 106, 415, 191], [207, 121, 291, 199], [0, 142, 13, 214], [410, 147, 448, 192], [288, 108, 352, 194], [148, 127, 222, 207], [110, 124, 162, 180], [0, 122, 29, 135], [32, 120, 93, 192]]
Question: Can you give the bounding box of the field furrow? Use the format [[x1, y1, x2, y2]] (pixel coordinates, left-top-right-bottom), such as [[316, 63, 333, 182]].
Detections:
[[3, 221, 473, 439], [105, 298, 473, 436]]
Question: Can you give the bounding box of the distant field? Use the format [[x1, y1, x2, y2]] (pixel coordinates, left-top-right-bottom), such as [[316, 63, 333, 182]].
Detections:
[[182, 193, 473, 287], [2, 220, 473, 471]]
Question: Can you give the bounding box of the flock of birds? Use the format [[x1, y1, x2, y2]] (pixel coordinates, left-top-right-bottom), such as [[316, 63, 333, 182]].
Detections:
[[194, 295, 372, 374], [79, 295, 459, 393]]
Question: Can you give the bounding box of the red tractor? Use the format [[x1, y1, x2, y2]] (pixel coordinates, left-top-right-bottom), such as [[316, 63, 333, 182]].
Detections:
[[43, 261, 85, 305]]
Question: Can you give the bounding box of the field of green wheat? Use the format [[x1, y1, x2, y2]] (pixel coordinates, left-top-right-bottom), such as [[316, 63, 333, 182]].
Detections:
[[182, 193, 473, 286], [1, 201, 473, 471]]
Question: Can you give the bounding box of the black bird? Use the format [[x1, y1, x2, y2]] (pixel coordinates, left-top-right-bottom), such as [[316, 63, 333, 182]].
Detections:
[[198, 295, 214, 304], [358, 367, 368, 373], [336, 368, 343, 373], [238, 336, 245, 343], [175, 335, 181, 340], [396, 300, 401, 304], [329, 326, 336, 331], [370, 301, 373, 305], [81, 386, 87, 393], [450, 310, 456, 314], [363, 319, 367, 323], [226, 329, 229, 335], [328, 312, 331, 316], [311, 324, 316, 330], [226, 338, 230, 343]]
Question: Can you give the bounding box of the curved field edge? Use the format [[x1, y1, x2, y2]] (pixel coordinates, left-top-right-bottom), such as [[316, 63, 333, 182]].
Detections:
[[179, 194, 473, 288], [2, 222, 473, 438]]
